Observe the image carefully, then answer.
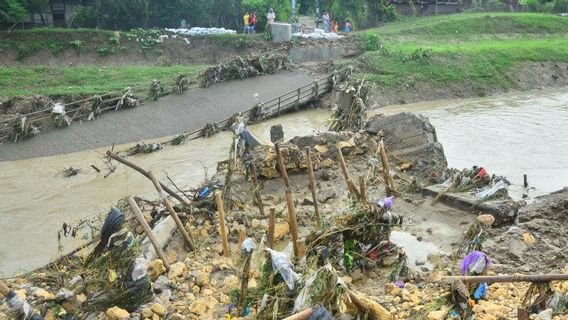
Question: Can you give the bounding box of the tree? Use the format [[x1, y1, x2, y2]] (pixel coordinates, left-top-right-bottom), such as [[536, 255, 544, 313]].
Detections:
[[0, 0, 28, 25], [27, 0, 49, 26], [140, 0, 151, 28]]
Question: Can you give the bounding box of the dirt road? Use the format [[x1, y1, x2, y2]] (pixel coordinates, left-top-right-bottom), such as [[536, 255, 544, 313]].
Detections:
[[0, 70, 317, 161]]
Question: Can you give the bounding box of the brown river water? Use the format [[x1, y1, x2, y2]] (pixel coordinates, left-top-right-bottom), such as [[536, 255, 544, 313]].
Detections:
[[1, 88, 567, 276]]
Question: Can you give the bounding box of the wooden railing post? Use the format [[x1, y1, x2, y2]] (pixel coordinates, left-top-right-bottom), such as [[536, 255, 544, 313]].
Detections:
[[277, 97, 281, 115], [296, 88, 301, 109]]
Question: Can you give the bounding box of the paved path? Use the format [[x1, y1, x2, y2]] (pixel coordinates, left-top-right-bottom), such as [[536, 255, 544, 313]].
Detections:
[[0, 71, 316, 161]]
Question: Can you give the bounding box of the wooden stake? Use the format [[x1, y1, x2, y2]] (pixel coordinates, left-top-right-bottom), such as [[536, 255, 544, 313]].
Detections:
[[305, 147, 321, 226], [359, 176, 367, 203], [214, 191, 231, 257], [147, 171, 195, 251], [250, 165, 265, 216], [268, 207, 276, 249], [127, 196, 170, 271], [106, 151, 191, 206], [282, 307, 314, 320], [238, 245, 254, 314], [275, 143, 300, 259], [336, 146, 361, 199], [238, 229, 246, 249], [378, 140, 398, 197]]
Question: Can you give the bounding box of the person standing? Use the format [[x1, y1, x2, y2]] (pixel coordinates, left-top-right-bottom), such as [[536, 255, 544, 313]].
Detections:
[[267, 8, 276, 25], [345, 20, 351, 33], [250, 12, 257, 34], [243, 12, 250, 34], [322, 11, 330, 33]]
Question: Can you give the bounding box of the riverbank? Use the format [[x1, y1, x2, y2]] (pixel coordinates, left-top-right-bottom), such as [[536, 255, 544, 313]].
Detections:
[[347, 13, 568, 105], [1, 111, 567, 320]]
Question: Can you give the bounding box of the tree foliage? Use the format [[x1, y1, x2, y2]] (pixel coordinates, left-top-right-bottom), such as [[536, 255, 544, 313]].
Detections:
[[299, 0, 398, 27], [0, 0, 28, 23]]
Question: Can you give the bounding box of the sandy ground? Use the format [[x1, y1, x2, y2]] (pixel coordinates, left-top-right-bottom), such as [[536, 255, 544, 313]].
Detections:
[[0, 70, 317, 161]]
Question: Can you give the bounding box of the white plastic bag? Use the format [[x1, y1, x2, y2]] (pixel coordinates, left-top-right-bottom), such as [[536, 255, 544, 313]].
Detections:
[[476, 179, 509, 198], [267, 243, 300, 290]]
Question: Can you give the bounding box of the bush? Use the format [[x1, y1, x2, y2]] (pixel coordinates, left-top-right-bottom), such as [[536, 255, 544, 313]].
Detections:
[[69, 6, 97, 28], [97, 46, 115, 57], [48, 42, 64, 56], [554, 0, 568, 12], [16, 42, 42, 60], [363, 32, 380, 51], [69, 40, 85, 55]]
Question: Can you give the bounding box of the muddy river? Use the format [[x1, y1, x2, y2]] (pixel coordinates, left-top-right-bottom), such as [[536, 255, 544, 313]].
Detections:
[[1, 88, 567, 276]]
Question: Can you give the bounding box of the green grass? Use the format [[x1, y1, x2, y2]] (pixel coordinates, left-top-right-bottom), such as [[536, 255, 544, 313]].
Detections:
[[353, 13, 568, 90], [0, 65, 206, 97]]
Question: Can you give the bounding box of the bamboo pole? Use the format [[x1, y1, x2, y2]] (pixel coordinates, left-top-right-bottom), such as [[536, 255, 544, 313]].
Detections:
[[250, 165, 265, 216], [359, 176, 367, 203], [378, 140, 398, 197], [336, 146, 361, 199], [282, 307, 314, 320], [106, 151, 192, 206], [268, 207, 276, 249], [214, 191, 231, 257], [127, 196, 170, 271], [305, 147, 321, 226], [147, 171, 195, 251], [275, 143, 300, 259], [348, 289, 394, 320], [441, 274, 568, 284]]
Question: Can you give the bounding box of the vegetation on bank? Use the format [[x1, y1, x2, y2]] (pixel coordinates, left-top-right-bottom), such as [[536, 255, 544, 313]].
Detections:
[[354, 13, 568, 91], [0, 65, 205, 97]]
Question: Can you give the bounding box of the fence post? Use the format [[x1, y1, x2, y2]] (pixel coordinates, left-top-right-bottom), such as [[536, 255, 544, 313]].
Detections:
[[313, 80, 319, 100], [296, 88, 301, 109], [278, 97, 281, 115]]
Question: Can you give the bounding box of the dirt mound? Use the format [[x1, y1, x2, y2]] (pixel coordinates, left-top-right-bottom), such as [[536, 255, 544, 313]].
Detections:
[[485, 188, 568, 273]]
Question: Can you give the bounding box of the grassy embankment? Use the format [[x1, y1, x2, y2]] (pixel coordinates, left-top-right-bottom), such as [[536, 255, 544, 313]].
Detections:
[[355, 13, 568, 94], [0, 65, 205, 97], [0, 28, 262, 98]]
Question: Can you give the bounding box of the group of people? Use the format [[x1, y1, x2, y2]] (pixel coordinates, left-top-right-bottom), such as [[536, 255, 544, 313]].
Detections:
[[321, 11, 351, 33], [243, 8, 276, 34]]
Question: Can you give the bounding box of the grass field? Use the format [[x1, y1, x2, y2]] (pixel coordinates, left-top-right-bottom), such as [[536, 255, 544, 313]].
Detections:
[[0, 65, 205, 97], [355, 13, 568, 89]]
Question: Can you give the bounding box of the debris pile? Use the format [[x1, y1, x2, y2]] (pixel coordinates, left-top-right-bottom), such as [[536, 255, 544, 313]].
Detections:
[[293, 30, 343, 40], [165, 27, 236, 36], [198, 54, 290, 88], [329, 78, 370, 132]]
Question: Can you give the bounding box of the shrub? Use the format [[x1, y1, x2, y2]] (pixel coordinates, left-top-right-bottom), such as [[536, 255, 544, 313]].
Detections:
[[96, 46, 115, 57], [69, 40, 85, 55], [48, 42, 64, 56], [554, 0, 568, 12], [363, 32, 380, 51]]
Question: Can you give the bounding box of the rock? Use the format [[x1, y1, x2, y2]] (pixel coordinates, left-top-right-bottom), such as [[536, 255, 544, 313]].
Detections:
[[477, 214, 496, 226], [251, 219, 261, 229], [153, 275, 170, 293], [168, 313, 184, 320], [69, 276, 83, 287], [301, 198, 314, 206], [427, 308, 448, 320], [314, 145, 329, 153], [141, 307, 153, 318], [168, 262, 187, 279], [222, 275, 239, 293], [14, 289, 26, 300], [415, 259, 426, 266], [523, 232, 536, 245], [148, 259, 167, 280], [151, 303, 166, 316], [44, 310, 56, 320], [270, 124, 284, 143], [274, 222, 289, 240], [34, 288, 55, 300], [105, 306, 130, 320], [194, 271, 210, 287], [188, 297, 219, 318], [537, 309, 553, 320]]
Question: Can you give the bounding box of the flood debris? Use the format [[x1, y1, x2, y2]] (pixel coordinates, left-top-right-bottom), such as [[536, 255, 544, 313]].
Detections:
[[329, 78, 370, 132], [198, 54, 290, 88], [3, 112, 568, 320]]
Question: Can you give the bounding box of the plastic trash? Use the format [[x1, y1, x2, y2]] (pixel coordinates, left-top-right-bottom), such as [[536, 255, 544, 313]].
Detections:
[[198, 187, 210, 199], [473, 282, 487, 300], [267, 243, 300, 290], [460, 251, 492, 275], [131, 257, 149, 281], [309, 305, 333, 320], [475, 179, 509, 198], [241, 238, 256, 253], [52, 102, 65, 115]]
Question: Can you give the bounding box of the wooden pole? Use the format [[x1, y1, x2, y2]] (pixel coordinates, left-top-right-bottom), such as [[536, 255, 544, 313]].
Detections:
[[359, 176, 367, 203], [106, 151, 191, 206], [336, 146, 361, 199], [250, 165, 265, 216], [127, 196, 170, 271], [282, 307, 314, 320], [275, 143, 300, 259], [440, 274, 568, 284], [147, 171, 195, 250], [238, 244, 254, 314], [305, 147, 321, 226], [378, 140, 398, 197], [348, 289, 394, 320], [214, 191, 231, 257], [268, 207, 276, 249]]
